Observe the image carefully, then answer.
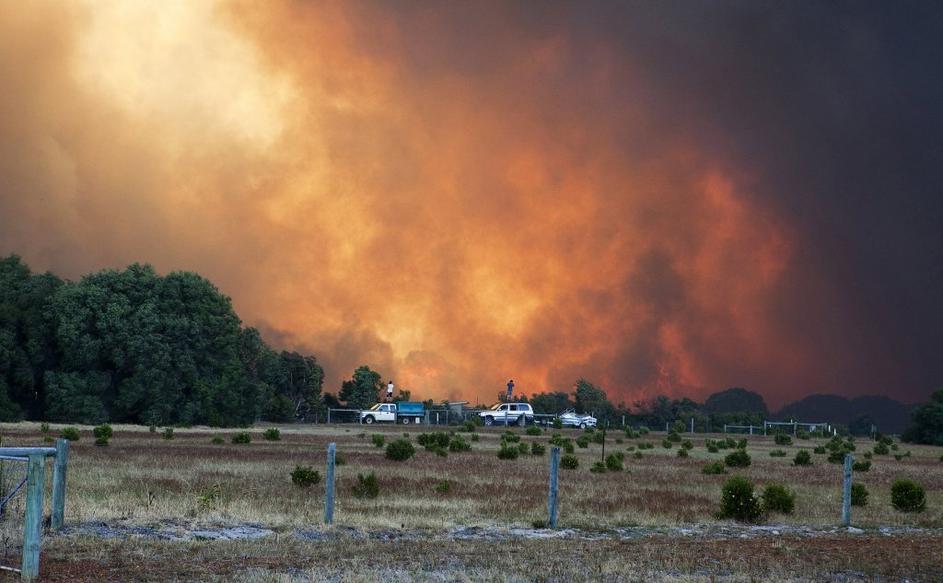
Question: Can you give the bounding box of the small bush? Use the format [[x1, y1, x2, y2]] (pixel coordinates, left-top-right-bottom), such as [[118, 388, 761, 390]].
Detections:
[[372, 434, 385, 448], [590, 461, 607, 473], [352, 472, 379, 499], [40, 422, 50, 434], [149, 425, 156, 433], [591, 431, 605, 445], [725, 450, 751, 468], [531, 442, 546, 456], [706, 444, 719, 453], [232, 432, 252, 444], [517, 442, 529, 455], [335, 454, 347, 466], [863, 451, 873, 459], [737, 438, 748, 449], [386, 438, 416, 461], [827, 451, 847, 464], [162, 428, 174, 440], [625, 428, 640, 439], [471, 433, 480, 442], [813, 446, 826, 454], [793, 450, 812, 466], [796, 430, 810, 439], [633, 451, 643, 459], [419, 432, 451, 450], [497, 444, 520, 460], [769, 449, 787, 457], [94, 436, 109, 447], [667, 431, 682, 443], [774, 433, 793, 446], [560, 454, 579, 470], [552, 418, 563, 429], [605, 453, 624, 471], [91, 424, 112, 440], [211, 435, 224, 444], [435, 480, 450, 494], [676, 448, 689, 458], [702, 461, 726, 475], [576, 436, 590, 448], [762, 483, 795, 514], [526, 426, 542, 436], [449, 435, 471, 452], [61, 427, 80, 441], [661, 439, 673, 449], [291, 465, 320, 487], [891, 479, 926, 513], [681, 439, 693, 450], [263, 428, 281, 441], [852, 460, 871, 472], [718, 476, 763, 522], [501, 431, 521, 443], [851, 483, 868, 507]]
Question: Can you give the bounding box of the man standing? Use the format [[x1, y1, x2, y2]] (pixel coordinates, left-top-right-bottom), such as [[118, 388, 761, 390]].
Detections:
[[386, 380, 394, 402], [506, 379, 514, 402]]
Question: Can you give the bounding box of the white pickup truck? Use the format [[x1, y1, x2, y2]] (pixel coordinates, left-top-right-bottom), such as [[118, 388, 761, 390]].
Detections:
[[359, 401, 425, 424]]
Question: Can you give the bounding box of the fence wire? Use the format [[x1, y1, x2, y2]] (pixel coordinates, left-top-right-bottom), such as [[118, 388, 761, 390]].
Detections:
[[0, 456, 28, 572]]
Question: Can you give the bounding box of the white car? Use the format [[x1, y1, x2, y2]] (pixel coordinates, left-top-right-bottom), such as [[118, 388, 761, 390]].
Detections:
[[559, 410, 597, 429], [479, 403, 534, 426]]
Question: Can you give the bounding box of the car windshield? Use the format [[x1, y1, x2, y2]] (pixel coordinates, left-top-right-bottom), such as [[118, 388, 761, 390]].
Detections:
[[369, 404, 382, 411], [489, 403, 503, 411]]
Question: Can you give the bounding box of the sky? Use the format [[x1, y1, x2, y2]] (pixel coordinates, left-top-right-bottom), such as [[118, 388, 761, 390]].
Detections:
[[1, 1, 941, 408]]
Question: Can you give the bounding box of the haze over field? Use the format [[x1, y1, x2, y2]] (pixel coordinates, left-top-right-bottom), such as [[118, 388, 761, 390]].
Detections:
[[1, 1, 941, 407]]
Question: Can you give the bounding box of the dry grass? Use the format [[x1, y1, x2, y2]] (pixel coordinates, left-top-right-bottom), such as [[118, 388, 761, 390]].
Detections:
[[0, 422, 941, 530]]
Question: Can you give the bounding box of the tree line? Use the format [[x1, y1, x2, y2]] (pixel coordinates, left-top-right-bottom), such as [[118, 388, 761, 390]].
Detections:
[[0, 256, 322, 426]]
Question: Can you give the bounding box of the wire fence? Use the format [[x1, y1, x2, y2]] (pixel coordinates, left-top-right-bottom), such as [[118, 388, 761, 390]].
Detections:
[[0, 456, 27, 574]]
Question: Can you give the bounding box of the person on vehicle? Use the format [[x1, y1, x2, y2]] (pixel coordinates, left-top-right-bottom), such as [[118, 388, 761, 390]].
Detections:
[[386, 380, 394, 402], [506, 379, 514, 402]]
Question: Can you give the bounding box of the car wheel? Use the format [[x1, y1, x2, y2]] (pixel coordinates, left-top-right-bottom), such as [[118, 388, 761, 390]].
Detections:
[[364, 416, 374, 424], [484, 416, 494, 426], [401, 417, 411, 424], [579, 422, 586, 429]]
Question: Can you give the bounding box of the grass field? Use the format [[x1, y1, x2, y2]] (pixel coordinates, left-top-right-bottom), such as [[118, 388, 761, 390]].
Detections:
[[1, 421, 942, 581]]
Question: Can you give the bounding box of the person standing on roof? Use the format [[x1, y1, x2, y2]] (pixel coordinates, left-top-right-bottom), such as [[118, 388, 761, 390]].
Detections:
[[506, 379, 514, 402], [386, 380, 394, 402]]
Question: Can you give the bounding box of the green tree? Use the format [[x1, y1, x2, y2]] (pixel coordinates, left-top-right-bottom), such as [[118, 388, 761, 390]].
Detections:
[[902, 390, 943, 445], [339, 365, 382, 409], [529, 391, 574, 414], [573, 379, 614, 420]]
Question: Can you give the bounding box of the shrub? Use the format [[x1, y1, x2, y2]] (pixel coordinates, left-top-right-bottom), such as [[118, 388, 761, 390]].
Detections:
[[891, 479, 926, 513], [418, 432, 451, 450], [231, 432, 252, 444], [796, 430, 810, 440], [433, 447, 448, 458], [639, 427, 649, 435], [827, 451, 847, 464], [352, 472, 379, 499], [560, 454, 579, 469], [863, 451, 873, 459], [576, 436, 590, 448], [718, 476, 763, 522], [661, 439, 673, 449], [773, 433, 792, 446], [625, 428, 640, 439], [762, 484, 795, 514], [94, 436, 109, 447], [725, 450, 751, 468], [872, 442, 888, 455], [681, 439, 693, 450], [702, 461, 726, 475], [590, 461, 607, 473], [61, 427, 80, 441], [769, 450, 787, 457], [531, 442, 546, 456], [497, 444, 520, 460], [386, 438, 415, 461], [552, 418, 563, 429], [40, 422, 50, 434], [605, 453, 624, 471], [449, 435, 471, 452], [813, 446, 826, 454], [290, 465, 320, 487], [706, 443, 719, 453], [676, 448, 689, 458], [501, 431, 521, 443], [149, 425, 156, 433], [162, 428, 174, 440], [667, 431, 682, 443], [737, 438, 748, 449], [372, 434, 385, 448], [471, 433, 480, 442], [526, 426, 542, 436], [91, 424, 112, 440], [793, 450, 812, 466], [211, 435, 224, 445], [517, 442, 529, 455], [633, 451, 643, 459], [263, 428, 281, 441], [852, 460, 871, 472], [591, 431, 605, 445], [335, 454, 347, 466], [851, 483, 869, 507], [435, 480, 451, 494]]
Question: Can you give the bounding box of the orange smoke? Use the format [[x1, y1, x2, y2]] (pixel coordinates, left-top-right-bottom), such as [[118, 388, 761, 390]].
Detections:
[[0, 1, 816, 407]]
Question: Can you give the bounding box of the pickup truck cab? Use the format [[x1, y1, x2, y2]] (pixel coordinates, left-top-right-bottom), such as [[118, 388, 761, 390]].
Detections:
[[360, 401, 424, 424], [480, 402, 534, 426]]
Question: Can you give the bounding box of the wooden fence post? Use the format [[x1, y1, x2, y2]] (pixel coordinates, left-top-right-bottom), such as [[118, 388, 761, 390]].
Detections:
[[842, 453, 853, 527], [51, 439, 69, 531], [547, 447, 560, 529], [324, 442, 336, 525], [21, 453, 45, 581]]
